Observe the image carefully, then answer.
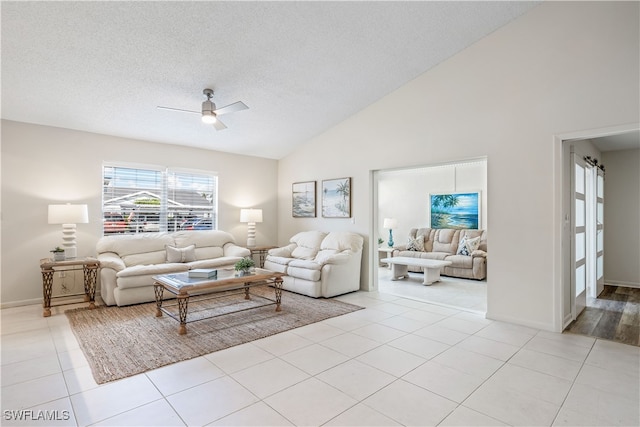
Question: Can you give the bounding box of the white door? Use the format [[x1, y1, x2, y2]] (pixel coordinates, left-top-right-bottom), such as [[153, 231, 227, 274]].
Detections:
[[571, 152, 587, 318], [595, 168, 605, 296]]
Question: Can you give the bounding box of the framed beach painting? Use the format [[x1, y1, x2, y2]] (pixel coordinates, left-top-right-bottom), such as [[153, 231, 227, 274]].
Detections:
[[322, 177, 351, 218], [429, 191, 480, 229], [292, 181, 316, 217]]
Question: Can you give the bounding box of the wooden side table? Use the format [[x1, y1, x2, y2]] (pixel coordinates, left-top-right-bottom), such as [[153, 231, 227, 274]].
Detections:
[[40, 257, 100, 317], [249, 246, 277, 268]]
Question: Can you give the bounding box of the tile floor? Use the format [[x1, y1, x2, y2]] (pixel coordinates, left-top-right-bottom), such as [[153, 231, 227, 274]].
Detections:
[[377, 266, 487, 313], [2, 290, 639, 426]]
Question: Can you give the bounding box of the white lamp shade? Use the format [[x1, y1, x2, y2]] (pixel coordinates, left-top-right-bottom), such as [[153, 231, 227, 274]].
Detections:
[[383, 218, 398, 229], [48, 204, 89, 224], [240, 208, 263, 223]]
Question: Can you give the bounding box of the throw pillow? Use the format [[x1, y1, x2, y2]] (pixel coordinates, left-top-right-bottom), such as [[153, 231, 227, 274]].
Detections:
[[465, 236, 481, 253], [166, 244, 196, 263], [456, 236, 470, 256], [406, 235, 425, 251]]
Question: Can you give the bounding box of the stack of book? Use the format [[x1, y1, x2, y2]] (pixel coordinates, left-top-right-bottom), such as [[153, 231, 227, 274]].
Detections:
[[188, 269, 218, 279]]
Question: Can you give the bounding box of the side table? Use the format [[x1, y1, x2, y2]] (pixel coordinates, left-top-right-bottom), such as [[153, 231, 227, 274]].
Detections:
[[249, 246, 277, 268], [40, 257, 100, 317], [378, 246, 395, 269]]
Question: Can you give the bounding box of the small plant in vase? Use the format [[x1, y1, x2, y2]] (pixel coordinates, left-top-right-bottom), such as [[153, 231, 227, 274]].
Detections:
[[50, 247, 65, 261], [378, 238, 384, 247], [234, 257, 255, 276]]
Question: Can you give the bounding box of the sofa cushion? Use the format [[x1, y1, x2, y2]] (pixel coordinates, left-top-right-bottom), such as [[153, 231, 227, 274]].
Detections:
[[287, 264, 322, 282], [433, 229, 459, 254], [406, 235, 425, 251], [172, 230, 233, 260], [186, 257, 245, 270], [166, 244, 197, 263], [321, 232, 364, 252], [444, 254, 474, 269], [290, 231, 327, 259], [97, 233, 175, 267], [117, 263, 189, 277]]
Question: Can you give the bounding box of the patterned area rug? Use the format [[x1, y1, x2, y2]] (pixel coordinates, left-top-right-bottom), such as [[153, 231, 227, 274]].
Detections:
[[66, 286, 362, 384]]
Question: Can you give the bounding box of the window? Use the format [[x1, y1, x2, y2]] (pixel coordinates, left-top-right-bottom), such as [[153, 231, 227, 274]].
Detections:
[[102, 164, 217, 235]]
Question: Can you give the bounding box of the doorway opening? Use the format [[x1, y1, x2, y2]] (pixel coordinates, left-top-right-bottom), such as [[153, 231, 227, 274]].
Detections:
[[560, 127, 639, 345], [372, 158, 488, 313]]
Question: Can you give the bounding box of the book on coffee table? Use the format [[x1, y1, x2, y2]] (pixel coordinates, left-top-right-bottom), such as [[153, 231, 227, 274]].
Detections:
[[188, 268, 218, 279]]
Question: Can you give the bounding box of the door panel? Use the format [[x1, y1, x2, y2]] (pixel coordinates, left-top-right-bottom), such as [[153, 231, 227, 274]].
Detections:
[[571, 153, 587, 318], [596, 169, 605, 296]]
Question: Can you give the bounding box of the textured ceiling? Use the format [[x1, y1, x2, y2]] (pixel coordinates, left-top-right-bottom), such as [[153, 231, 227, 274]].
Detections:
[[2, 1, 540, 159]]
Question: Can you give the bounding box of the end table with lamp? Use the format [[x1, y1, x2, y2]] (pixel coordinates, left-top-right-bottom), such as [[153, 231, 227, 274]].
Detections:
[[40, 257, 100, 317]]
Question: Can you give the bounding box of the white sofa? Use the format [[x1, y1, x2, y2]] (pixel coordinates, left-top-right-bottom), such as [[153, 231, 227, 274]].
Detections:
[[263, 231, 363, 298], [97, 230, 250, 306]]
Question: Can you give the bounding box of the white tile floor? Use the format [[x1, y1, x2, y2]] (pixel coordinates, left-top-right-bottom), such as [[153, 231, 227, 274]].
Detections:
[[1, 289, 639, 426]]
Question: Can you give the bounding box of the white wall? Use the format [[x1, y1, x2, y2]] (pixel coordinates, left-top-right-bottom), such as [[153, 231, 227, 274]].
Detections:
[[0, 120, 278, 306], [377, 160, 487, 246], [277, 1, 640, 331], [602, 148, 640, 287]]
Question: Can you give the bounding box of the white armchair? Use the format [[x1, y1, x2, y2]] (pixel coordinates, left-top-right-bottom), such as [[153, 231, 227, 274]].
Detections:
[[264, 231, 364, 298]]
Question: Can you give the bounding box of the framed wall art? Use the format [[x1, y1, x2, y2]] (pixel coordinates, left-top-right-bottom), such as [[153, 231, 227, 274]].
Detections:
[[322, 177, 351, 218], [429, 191, 480, 229], [292, 181, 316, 218]]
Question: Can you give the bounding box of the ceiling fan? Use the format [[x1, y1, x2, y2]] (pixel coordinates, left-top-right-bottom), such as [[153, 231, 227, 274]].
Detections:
[[157, 89, 248, 130]]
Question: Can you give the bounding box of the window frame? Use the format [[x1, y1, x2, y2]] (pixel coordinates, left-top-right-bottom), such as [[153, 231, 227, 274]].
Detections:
[[102, 162, 218, 235]]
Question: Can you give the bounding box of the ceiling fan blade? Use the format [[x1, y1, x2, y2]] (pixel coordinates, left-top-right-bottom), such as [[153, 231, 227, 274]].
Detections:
[[214, 101, 248, 116], [157, 106, 200, 115], [212, 118, 227, 131]]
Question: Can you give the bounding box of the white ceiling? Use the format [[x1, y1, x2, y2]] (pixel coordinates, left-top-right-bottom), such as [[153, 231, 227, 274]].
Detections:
[[2, 1, 541, 159]]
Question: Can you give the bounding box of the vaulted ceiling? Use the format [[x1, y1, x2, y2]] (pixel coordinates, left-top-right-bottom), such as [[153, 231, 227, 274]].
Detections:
[[3, 1, 545, 159]]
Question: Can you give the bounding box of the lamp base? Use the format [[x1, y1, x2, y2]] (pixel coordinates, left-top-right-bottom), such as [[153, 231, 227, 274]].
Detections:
[[246, 222, 256, 248], [62, 223, 78, 259]]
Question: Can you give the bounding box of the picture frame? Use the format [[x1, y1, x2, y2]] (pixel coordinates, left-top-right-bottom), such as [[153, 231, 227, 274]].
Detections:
[[322, 177, 351, 218], [429, 191, 480, 229], [292, 181, 316, 218]]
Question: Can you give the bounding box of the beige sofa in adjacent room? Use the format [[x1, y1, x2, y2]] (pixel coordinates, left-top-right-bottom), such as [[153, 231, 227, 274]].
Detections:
[[392, 228, 487, 280]]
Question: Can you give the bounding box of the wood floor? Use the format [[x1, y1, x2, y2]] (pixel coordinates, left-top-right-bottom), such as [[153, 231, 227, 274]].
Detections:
[[566, 285, 640, 347]]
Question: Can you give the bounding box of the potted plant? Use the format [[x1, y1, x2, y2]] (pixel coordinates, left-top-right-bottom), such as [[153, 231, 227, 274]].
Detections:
[[378, 237, 384, 247], [234, 257, 255, 276], [50, 247, 65, 261]]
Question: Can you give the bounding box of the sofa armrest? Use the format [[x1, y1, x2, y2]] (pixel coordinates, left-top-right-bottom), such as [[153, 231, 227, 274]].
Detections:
[[223, 243, 251, 258], [322, 252, 352, 265], [471, 249, 487, 258], [97, 252, 126, 272]]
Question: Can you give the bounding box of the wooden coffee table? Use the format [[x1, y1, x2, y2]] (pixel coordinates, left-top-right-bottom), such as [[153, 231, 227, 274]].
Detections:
[[380, 257, 452, 285], [153, 268, 284, 335]]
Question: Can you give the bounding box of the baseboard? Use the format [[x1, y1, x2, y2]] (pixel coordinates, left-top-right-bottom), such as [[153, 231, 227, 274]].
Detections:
[[485, 310, 556, 332], [0, 297, 42, 309], [606, 280, 640, 289]]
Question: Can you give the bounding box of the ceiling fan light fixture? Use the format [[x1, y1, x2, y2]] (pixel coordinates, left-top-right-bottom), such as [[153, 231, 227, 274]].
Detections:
[[201, 111, 217, 124]]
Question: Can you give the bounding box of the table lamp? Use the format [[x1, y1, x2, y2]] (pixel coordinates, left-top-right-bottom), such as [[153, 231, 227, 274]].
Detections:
[[240, 208, 263, 247], [383, 218, 398, 247], [48, 203, 89, 259]]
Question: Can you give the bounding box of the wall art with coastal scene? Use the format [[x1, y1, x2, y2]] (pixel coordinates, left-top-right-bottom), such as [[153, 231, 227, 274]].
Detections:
[[429, 191, 480, 229], [322, 177, 351, 218], [292, 181, 316, 217]]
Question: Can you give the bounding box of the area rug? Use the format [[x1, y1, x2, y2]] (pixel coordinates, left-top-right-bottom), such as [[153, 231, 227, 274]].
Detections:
[[65, 286, 363, 384]]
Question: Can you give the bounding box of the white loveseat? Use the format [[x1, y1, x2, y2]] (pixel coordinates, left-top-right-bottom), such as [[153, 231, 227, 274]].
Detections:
[[263, 231, 364, 298], [97, 230, 250, 306]]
